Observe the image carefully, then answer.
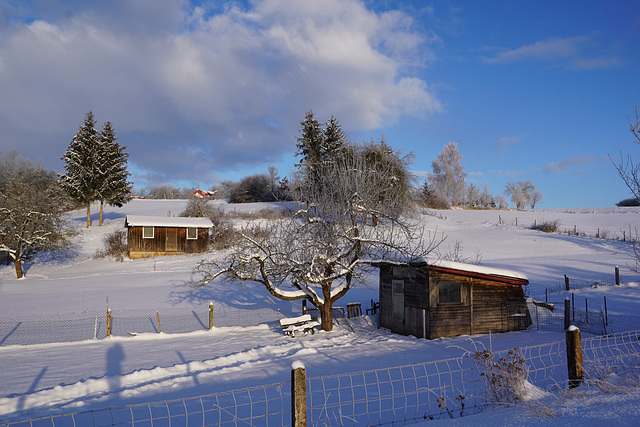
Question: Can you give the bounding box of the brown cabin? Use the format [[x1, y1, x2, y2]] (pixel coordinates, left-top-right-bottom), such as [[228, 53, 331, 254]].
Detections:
[[377, 259, 531, 339], [125, 215, 213, 259]]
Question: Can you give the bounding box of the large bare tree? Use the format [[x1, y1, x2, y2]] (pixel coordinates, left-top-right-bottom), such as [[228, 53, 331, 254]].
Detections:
[[0, 150, 74, 278], [611, 105, 640, 200], [191, 141, 441, 331]]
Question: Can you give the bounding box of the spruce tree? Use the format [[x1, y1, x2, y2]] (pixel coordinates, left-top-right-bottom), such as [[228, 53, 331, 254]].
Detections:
[[96, 121, 132, 225], [60, 111, 102, 227]]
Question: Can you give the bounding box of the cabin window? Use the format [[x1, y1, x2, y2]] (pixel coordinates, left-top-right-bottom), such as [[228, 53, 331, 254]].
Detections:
[[142, 226, 154, 239], [186, 227, 197, 240], [438, 281, 461, 303]]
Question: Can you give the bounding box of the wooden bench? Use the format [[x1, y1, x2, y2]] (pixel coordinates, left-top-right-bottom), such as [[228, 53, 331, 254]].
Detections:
[[347, 302, 362, 318], [279, 314, 320, 337]]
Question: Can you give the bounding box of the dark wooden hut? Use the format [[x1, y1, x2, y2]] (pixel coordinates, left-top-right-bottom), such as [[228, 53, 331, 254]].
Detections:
[[377, 259, 531, 339], [125, 215, 213, 259]]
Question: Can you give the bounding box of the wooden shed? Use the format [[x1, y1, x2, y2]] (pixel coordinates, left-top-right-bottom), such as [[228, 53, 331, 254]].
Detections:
[[125, 215, 213, 259], [377, 259, 531, 339]]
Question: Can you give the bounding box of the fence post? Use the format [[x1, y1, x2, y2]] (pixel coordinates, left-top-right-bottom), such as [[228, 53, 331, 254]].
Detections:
[[156, 310, 162, 333], [302, 299, 307, 315], [564, 298, 571, 330], [585, 299, 589, 324], [209, 302, 214, 330], [566, 326, 583, 388], [107, 308, 112, 338], [615, 266, 620, 285], [565, 275, 570, 291], [291, 361, 307, 427]]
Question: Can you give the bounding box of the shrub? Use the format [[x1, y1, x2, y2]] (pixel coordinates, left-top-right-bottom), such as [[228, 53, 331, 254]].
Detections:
[[616, 198, 640, 207], [180, 198, 216, 218], [94, 229, 127, 261], [531, 220, 559, 233], [474, 348, 528, 403]]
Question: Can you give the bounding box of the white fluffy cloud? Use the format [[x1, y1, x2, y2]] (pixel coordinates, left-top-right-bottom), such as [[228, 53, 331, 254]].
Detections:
[[0, 0, 441, 187]]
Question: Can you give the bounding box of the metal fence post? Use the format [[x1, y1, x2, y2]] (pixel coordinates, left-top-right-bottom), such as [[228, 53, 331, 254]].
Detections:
[[291, 361, 307, 427], [209, 302, 214, 330], [566, 326, 583, 388]]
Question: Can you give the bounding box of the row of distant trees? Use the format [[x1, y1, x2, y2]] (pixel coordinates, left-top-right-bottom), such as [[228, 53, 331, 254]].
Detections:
[[420, 142, 543, 210]]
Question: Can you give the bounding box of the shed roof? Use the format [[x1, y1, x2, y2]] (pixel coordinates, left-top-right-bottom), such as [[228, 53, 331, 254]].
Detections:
[[375, 258, 528, 285], [125, 215, 213, 228]]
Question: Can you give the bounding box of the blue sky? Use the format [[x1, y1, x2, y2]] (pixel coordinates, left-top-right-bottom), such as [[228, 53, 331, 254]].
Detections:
[[1, 0, 638, 208]]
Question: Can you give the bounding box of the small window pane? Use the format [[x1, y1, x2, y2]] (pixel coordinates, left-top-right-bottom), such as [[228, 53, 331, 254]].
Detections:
[[187, 227, 197, 240], [143, 226, 154, 239], [439, 281, 461, 303]]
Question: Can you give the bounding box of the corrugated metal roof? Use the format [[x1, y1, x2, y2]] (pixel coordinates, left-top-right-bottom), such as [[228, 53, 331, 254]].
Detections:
[[125, 215, 213, 228]]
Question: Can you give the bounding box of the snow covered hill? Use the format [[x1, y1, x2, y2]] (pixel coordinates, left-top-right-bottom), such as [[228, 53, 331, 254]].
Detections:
[[1, 200, 640, 425]]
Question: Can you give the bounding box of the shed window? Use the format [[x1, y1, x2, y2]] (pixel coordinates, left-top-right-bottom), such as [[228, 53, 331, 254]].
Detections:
[[142, 226, 154, 239], [186, 227, 197, 240], [438, 281, 461, 303]]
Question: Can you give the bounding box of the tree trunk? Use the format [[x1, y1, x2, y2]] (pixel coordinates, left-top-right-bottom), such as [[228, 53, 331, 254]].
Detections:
[[86, 202, 91, 228], [320, 302, 333, 331], [14, 258, 23, 279], [99, 199, 104, 226]]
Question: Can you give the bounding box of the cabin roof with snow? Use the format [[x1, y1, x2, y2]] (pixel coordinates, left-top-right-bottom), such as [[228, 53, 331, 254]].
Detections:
[[374, 258, 528, 286], [124, 215, 213, 228]]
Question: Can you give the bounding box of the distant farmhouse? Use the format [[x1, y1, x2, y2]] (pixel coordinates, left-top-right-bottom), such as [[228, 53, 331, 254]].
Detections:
[[376, 259, 531, 339], [125, 215, 213, 259]]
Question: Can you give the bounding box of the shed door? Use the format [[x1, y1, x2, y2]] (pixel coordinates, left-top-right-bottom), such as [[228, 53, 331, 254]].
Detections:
[[166, 228, 178, 251], [392, 280, 404, 332]]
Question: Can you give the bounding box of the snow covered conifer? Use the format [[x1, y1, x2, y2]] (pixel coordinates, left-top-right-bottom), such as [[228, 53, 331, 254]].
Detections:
[[60, 111, 102, 227], [95, 121, 132, 225]]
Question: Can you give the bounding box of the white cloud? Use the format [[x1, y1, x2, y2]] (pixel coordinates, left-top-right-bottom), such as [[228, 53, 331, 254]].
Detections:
[[483, 37, 585, 64], [544, 156, 598, 174], [481, 35, 622, 70], [0, 0, 441, 186]]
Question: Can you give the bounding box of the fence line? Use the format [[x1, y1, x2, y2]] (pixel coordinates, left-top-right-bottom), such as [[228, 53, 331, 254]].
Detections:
[[0, 304, 292, 346], [3, 330, 640, 426]]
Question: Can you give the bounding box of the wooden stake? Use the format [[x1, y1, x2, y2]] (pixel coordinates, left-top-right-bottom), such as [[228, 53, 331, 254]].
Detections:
[[209, 302, 214, 330], [566, 326, 584, 388], [156, 310, 162, 333], [291, 362, 307, 427]]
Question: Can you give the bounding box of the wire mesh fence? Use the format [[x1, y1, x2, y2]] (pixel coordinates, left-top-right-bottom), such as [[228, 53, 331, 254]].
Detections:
[[4, 330, 640, 426], [523, 298, 640, 336], [1, 380, 291, 427], [0, 304, 291, 346]]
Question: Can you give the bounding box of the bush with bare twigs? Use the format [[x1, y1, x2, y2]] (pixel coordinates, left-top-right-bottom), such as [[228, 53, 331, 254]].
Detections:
[[94, 229, 127, 262]]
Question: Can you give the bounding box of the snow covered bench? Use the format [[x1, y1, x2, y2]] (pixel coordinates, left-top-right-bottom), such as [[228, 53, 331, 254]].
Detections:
[[280, 314, 320, 337]]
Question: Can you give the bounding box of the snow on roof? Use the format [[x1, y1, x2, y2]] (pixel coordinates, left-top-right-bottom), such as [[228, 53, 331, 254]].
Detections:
[[125, 215, 213, 228], [375, 257, 528, 282], [427, 258, 528, 282]]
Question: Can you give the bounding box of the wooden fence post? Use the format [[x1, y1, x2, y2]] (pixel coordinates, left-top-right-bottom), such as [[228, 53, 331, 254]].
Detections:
[[107, 308, 112, 338], [209, 302, 214, 330], [291, 361, 307, 427], [564, 298, 571, 330], [566, 326, 583, 388], [615, 266, 620, 285], [565, 275, 570, 291], [156, 310, 162, 333]]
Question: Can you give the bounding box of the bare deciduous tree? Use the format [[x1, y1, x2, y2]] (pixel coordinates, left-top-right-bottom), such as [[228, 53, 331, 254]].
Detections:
[[429, 142, 467, 206], [610, 104, 640, 200], [191, 142, 442, 331], [0, 150, 74, 278]]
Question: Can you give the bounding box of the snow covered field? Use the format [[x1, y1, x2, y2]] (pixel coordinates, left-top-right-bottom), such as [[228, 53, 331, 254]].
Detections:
[[1, 199, 640, 425]]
